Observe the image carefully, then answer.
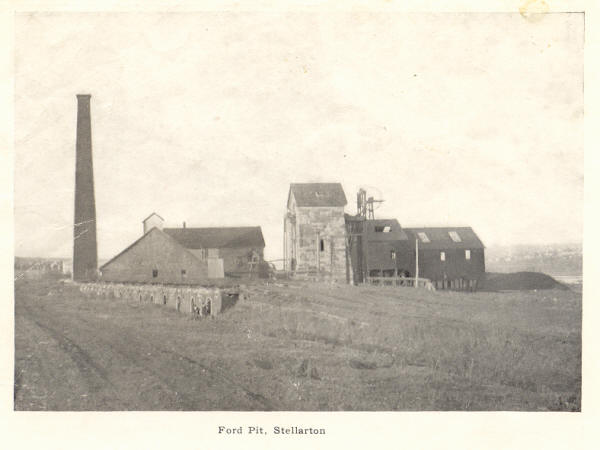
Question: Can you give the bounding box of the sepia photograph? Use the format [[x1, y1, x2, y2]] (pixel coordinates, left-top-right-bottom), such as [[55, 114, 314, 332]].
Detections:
[[11, 5, 584, 419]]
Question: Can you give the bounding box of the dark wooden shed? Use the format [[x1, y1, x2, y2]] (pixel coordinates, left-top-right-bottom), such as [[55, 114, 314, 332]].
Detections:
[[346, 216, 414, 284], [403, 227, 485, 290]]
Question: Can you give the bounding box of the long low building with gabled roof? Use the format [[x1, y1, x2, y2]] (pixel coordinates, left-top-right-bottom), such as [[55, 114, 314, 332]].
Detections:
[[404, 227, 485, 290], [99, 212, 266, 283]]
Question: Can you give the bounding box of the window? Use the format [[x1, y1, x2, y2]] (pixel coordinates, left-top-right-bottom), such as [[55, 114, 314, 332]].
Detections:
[[375, 225, 392, 233], [390, 249, 396, 260], [320, 238, 325, 252], [417, 232, 430, 243], [448, 231, 462, 242], [181, 269, 187, 278], [152, 269, 158, 278], [465, 250, 471, 260], [440, 252, 446, 261]]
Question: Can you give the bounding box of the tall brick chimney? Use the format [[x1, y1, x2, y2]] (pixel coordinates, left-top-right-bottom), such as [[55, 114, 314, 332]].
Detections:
[[73, 94, 98, 281]]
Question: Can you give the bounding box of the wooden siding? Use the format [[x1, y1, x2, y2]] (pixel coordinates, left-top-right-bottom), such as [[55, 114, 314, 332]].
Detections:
[[409, 247, 485, 283]]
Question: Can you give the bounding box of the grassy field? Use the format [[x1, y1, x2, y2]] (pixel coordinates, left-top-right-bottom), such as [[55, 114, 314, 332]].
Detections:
[[14, 277, 581, 411]]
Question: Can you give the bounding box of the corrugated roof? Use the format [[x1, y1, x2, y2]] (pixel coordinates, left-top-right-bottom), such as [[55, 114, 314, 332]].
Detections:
[[164, 226, 265, 249], [289, 183, 347, 207], [404, 227, 485, 250]]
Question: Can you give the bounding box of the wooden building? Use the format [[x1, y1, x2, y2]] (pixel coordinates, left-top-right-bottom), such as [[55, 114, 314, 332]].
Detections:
[[345, 216, 414, 284], [283, 183, 348, 281], [404, 227, 485, 290], [163, 225, 265, 278], [100, 213, 266, 283]]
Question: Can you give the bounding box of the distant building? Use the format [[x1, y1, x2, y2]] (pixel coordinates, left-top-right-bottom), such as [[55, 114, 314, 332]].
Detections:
[[283, 183, 348, 281], [404, 227, 485, 290]]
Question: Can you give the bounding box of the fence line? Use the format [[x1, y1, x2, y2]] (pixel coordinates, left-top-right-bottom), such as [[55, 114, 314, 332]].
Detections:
[[365, 276, 435, 291]]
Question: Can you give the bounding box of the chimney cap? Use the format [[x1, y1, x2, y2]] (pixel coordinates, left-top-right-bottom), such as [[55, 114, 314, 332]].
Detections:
[[76, 94, 92, 99]]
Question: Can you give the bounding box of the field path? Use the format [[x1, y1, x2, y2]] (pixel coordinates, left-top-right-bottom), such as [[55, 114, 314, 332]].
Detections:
[[15, 284, 277, 411]]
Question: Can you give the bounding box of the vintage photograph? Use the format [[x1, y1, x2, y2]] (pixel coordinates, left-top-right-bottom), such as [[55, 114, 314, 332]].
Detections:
[[13, 11, 582, 412]]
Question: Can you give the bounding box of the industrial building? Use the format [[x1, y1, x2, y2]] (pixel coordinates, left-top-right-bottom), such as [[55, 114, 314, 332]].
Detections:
[[99, 226, 213, 284], [284, 183, 486, 290], [100, 212, 266, 283], [345, 216, 414, 284], [163, 225, 266, 278], [283, 183, 348, 281], [403, 227, 485, 290]]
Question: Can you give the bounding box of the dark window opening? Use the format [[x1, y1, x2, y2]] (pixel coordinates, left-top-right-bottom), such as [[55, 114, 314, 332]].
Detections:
[[320, 239, 325, 252], [152, 269, 158, 278], [181, 269, 187, 278]]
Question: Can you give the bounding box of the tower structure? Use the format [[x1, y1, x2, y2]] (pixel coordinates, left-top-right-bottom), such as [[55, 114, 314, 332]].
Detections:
[[73, 94, 98, 281]]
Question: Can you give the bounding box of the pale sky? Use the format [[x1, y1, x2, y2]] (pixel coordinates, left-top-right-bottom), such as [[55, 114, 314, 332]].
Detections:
[[14, 12, 583, 262]]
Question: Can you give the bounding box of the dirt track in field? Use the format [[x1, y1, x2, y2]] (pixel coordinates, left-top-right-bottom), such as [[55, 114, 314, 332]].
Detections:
[[14, 282, 276, 411]]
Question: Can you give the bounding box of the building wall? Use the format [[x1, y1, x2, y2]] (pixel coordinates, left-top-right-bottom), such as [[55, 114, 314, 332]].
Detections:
[[100, 229, 209, 284], [293, 206, 347, 280], [218, 246, 264, 275], [283, 194, 297, 272], [189, 246, 264, 276], [143, 214, 164, 234], [410, 248, 485, 284], [365, 240, 414, 275]]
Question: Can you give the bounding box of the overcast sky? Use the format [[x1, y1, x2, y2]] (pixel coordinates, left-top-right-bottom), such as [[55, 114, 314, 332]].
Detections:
[[14, 12, 583, 262]]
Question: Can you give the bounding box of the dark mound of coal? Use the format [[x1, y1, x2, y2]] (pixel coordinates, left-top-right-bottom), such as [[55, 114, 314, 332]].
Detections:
[[481, 272, 568, 291]]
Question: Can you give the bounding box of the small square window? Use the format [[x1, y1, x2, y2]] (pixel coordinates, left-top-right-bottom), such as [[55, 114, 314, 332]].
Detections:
[[465, 250, 471, 260], [152, 269, 158, 278], [181, 269, 187, 278], [440, 251, 446, 261]]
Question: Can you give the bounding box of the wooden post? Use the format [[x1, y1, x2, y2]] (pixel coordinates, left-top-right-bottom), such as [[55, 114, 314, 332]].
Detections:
[[316, 230, 320, 275], [283, 216, 287, 273], [415, 238, 419, 288]]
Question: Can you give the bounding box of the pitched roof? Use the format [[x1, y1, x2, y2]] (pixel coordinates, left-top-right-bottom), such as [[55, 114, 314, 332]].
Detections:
[[142, 212, 164, 222], [289, 183, 347, 207], [163, 226, 265, 249], [99, 227, 201, 270], [403, 227, 485, 250]]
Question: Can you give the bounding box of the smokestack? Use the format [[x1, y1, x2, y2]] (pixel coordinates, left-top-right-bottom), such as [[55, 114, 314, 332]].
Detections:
[[73, 94, 98, 281], [183, 221, 186, 229]]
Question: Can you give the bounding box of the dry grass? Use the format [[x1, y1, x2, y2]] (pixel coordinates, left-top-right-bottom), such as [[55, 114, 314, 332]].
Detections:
[[14, 278, 581, 411]]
